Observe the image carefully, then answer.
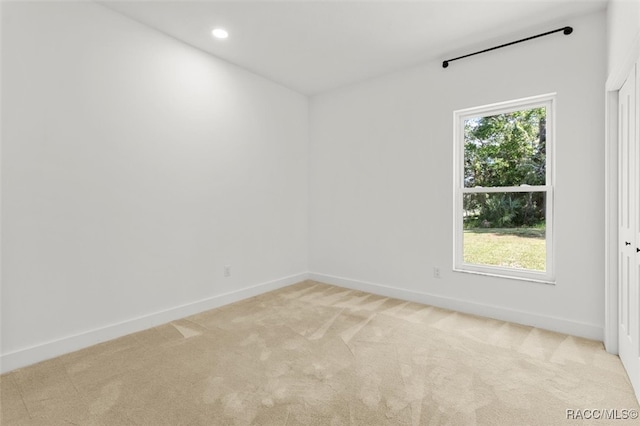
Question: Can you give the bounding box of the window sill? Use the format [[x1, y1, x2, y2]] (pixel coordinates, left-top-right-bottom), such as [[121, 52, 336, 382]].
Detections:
[[453, 268, 556, 285]]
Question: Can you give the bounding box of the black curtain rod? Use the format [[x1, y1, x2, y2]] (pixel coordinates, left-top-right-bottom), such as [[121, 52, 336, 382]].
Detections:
[[442, 26, 573, 68]]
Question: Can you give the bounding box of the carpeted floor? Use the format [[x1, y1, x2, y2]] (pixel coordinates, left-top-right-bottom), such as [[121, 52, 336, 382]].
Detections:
[[1, 280, 638, 425]]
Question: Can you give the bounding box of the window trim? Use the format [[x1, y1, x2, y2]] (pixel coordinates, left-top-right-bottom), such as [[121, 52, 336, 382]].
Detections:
[[453, 93, 556, 284]]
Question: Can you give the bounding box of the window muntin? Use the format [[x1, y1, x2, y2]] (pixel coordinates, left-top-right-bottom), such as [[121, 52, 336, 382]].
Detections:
[[454, 94, 554, 283]]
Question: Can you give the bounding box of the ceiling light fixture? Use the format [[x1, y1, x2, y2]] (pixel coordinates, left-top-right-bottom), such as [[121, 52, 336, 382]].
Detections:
[[211, 28, 229, 39]]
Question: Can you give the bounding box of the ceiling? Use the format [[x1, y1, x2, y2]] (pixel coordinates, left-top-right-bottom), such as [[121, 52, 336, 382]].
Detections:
[[101, 0, 607, 95]]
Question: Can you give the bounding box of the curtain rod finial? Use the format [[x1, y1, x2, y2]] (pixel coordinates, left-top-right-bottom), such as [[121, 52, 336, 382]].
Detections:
[[563, 26, 573, 35], [442, 61, 449, 68]]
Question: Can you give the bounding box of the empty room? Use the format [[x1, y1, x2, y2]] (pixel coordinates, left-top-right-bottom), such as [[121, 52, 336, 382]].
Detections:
[[1, 0, 640, 424]]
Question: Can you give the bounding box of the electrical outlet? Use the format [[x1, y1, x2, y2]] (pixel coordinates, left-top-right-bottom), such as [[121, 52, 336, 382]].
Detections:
[[224, 265, 231, 278], [433, 267, 441, 278]]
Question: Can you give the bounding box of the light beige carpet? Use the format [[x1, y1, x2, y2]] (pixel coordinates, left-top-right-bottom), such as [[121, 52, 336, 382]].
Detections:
[[1, 280, 638, 425]]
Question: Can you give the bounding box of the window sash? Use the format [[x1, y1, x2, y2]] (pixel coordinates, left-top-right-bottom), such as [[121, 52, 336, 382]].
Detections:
[[461, 185, 549, 194], [454, 187, 554, 282]]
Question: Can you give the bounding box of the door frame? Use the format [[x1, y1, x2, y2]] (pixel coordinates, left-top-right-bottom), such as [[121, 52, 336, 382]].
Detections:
[[604, 34, 640, 354]]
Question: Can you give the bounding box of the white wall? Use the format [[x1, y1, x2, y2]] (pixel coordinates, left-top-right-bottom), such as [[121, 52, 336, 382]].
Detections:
[[607, 0, 640, 84], [1, 2, 308, 371], [309, 11, 606, 339]]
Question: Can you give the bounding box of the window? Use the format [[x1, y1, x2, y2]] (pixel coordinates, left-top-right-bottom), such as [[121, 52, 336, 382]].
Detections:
[[453, 94, 555, 283]]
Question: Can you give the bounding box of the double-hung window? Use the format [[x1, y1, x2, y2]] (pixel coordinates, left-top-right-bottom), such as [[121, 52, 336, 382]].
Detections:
[[453, 94, 555, 283]]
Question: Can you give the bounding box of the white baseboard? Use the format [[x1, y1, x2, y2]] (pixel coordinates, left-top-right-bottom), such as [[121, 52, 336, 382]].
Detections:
[[309, 272, 603, 341], [0, 272, 308, 374], [1, 270, 605, 374]]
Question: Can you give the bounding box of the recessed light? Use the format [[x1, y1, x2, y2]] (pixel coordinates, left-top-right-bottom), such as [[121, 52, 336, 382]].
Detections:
[[211, 28, 229, 39]]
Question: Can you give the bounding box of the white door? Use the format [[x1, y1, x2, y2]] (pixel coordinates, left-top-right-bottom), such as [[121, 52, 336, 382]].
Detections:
[[618, 63, 640, 397]]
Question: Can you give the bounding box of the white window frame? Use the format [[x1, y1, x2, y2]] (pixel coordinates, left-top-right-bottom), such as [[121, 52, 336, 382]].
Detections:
[[453, 93, 555, 284]]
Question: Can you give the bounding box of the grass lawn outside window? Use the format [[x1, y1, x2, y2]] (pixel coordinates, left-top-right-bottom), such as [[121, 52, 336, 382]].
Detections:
[[463, 227, 546, 271]]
